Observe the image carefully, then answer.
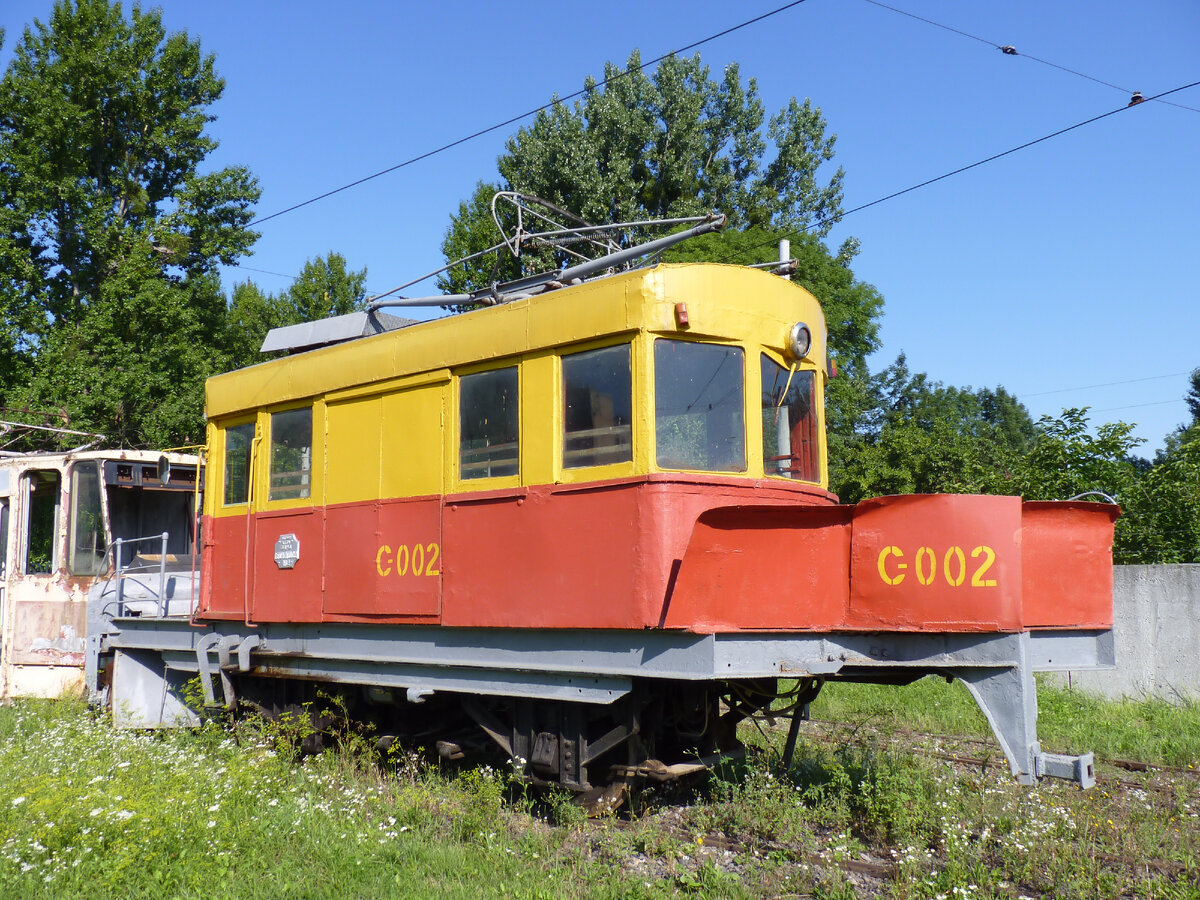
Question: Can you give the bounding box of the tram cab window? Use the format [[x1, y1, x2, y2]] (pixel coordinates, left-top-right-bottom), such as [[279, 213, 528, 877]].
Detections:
[[761, 355, 820, 482], [1, 499, 9, 578], [562, 345, 633, 469], [106, 483, 195, 567], [460, 367, 519, 479], [23, 471, 60, 574], [269, 408, 313, 501], [223, 422, 255, 505], [68, 462, 107, 576], [654, 340, 745, 472]]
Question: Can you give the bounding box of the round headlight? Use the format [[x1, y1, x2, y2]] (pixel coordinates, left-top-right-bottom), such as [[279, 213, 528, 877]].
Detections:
[[786, 322, 812, 360]]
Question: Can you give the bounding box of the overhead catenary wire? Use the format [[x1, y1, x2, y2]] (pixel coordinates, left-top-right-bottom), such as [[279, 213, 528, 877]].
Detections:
[[1019, 372, 1191, 399], [715, 78, 1200, 268], [857, 0, 1200, 114], [834, 80, 1200, 221], [238, 2, 1197, 293], [1093, 398, 1189, 414], [247, 0, 812, 228]]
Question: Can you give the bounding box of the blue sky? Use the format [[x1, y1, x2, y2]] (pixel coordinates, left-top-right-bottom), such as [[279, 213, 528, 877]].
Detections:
[[3, 0, 1197, 455]]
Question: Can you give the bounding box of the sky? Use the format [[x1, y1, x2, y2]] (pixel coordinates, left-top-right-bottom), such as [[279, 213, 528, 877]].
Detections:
[[2, 0, 1197, 456]]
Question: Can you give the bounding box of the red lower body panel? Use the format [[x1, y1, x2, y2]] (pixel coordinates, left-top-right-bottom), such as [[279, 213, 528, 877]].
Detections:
[[668, 494, 1118, 632], [197, 481, 1117, 634]]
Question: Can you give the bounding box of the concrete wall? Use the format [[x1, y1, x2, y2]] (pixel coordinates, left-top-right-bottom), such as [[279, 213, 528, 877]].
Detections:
[[1048, 564, 1200, 703]]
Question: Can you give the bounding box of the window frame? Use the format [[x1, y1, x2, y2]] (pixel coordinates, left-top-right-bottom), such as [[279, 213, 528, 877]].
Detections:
[[558, 340, 637, 481], [220, 419, 257, 508], [454, 363, 522, 489], [267, 406, 315, 503], [759, 351, 822, 484], [652, 337, 748, 475], [259, 401, 323, 510], [22, 470, 61, 575], [67, 461, 108, 576]]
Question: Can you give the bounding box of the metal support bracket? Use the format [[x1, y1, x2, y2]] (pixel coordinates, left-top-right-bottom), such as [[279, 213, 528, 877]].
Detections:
[[195, 633, 262, 709], [194, 633, 222, 707], [953, 633, 1095, 788], [1039, 751, 1096, 789]]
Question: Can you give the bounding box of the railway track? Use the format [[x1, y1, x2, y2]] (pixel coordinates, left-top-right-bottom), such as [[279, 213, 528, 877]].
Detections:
[[582, 718, 1199, 896], [805, 719, 1198, 790], [597, 808, 1195, 898]]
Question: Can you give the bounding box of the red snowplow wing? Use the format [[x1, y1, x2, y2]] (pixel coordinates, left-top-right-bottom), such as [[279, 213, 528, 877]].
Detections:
[[665, 494, 1119, 633]]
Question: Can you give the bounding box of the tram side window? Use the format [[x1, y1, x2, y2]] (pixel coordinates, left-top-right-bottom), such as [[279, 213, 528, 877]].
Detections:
[[460, 367, 519, 479], [68, 462, 107, 576], [224, 422, 255, 505], [23, 471, 60, 574], [563, 345, 633, 469], [269, 408, 313, 501], [761, 355, 820, 482], [654, 340, 746, 472]]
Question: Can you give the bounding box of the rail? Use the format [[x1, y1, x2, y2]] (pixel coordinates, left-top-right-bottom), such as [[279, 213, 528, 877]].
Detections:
[[93, 532, 171, 618]]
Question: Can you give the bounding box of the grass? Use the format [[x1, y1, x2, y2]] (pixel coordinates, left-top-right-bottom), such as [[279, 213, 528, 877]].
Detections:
[[809, 675, 1200, 767], [0, 683, 1198, 899], [0, 700, 628, 899]]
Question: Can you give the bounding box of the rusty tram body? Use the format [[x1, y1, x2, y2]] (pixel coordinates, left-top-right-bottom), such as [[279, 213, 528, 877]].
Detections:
[[0, 443, 200, 698], [89, 257, 1119, 791]]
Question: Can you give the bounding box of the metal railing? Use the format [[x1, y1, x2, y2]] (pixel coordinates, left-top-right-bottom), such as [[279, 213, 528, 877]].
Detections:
[[95, 532, 171, 618]]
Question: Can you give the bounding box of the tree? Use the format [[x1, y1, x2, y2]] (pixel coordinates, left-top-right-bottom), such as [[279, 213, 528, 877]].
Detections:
[[1119, 431, 1200, 564], [1187, 368, 1200, 423], [222, 253, 368, 370], [279, 252, 367, 323], [18, 251, 224, 447], [0, 0, 260, 443], [967, 409, 1139, 501], [856, 354, 1036, 448], [1161, 367, 1200, 457], [831, 354, 1037, 501], [1123, 369, 1200, 562], [439, 51, 844, 294]]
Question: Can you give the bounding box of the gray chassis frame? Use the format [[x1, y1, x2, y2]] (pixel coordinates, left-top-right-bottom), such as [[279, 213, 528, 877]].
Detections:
[[89, 619, 1112, 788]]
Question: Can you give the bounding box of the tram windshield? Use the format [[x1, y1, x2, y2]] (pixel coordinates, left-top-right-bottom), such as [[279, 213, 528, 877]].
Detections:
[[654, 339, 746, 473]]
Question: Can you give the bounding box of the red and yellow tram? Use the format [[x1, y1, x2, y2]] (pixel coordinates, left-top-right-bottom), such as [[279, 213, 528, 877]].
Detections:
[[93, 261, 1118, 792]]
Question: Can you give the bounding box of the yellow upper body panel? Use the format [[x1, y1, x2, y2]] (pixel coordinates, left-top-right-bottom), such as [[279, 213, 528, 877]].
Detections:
[[206, 264, 826, 419], [205, 263, 829, 515]]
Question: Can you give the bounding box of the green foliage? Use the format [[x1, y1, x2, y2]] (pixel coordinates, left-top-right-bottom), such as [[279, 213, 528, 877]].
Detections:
[[1162, 367, 1200, 458], [222, 253, 368, 370], [970, 407, 1140, 501], [14, 253, 224, 446], [817, 677, 1200, 769], [439, 51, 844, 294], [0, 700, 638, 900], [0, 0, 258, 321], [0, 0, 259, 444], [1117, 429, 1200, 564], [832, 354, 1037, 501], [3, 695, 1200, 898], [834, 352, 1199, 563]]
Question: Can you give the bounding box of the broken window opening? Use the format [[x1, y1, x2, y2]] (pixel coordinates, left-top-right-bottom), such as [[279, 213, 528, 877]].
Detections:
[[23, 471, 60, 575]]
